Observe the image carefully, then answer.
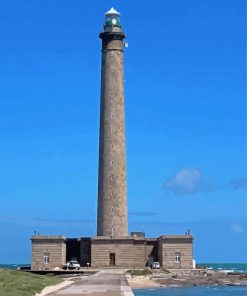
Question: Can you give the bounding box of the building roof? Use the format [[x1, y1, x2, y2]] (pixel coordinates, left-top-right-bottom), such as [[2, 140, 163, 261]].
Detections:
[[31, 235, 66, 241], [105, 7, 120, 16], [158, 235, 193, 240]]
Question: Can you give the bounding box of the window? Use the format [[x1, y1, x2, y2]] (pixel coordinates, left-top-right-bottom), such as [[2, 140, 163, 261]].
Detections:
[[110, 175, 115, 180], [111, 207, 114, 212], [43, 253, 50, 264], [111, 192, 115, 198], [175, 252, 181, 263]]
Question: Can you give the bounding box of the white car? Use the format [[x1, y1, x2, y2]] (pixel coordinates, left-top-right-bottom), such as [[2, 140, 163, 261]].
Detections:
[[151, 262, 160, 269], [67, 260, 80, 270]]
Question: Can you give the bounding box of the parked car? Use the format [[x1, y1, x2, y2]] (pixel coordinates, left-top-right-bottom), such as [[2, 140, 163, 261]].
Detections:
[[67, 260, 80, 270], [151, 262, 160, 269]]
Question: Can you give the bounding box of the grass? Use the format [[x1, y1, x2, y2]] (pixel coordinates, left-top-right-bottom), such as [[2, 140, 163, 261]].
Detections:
[[0, 268, 63, 296], [127, 268, 170, 276], [127, 269, 152, 276], [161, 268, 170, 274]]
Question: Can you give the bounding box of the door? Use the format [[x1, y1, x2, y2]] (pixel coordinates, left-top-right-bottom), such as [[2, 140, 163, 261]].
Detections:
[[109, 253, 116, 266]]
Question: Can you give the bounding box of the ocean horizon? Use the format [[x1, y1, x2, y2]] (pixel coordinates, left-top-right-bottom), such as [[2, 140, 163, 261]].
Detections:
[[1, 262, 247, 272], [198, 263, 247, 273]]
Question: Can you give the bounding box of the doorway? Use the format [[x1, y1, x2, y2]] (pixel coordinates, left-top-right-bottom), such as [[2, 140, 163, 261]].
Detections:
[[109, 253, 116, 266], [66, 238, 80, 263]]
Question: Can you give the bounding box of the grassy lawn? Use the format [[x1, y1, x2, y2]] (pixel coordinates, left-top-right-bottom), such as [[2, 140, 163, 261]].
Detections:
[[0, 268, 63, 296]]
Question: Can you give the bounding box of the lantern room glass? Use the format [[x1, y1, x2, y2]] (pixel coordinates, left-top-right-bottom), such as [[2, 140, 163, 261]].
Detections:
[[105, 15, 121, 28]]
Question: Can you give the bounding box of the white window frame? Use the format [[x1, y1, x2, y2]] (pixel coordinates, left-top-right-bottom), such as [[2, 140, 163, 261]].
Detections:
[[175, 252, 181, 263], [43, 253, 50, 264]]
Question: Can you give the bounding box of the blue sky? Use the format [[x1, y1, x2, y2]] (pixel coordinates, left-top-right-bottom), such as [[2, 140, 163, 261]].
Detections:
[[0, 0, 246, 263]]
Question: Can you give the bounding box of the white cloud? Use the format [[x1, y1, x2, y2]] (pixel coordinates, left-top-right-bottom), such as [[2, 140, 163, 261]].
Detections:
[[229, 223, 243, 234], [164, 168, 215, 195]]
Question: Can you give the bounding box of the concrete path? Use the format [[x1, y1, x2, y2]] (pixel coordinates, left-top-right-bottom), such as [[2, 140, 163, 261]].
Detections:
[[47, 271, 135, 296]]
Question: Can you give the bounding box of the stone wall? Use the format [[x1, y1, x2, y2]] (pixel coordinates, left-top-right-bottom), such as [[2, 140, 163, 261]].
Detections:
[[91, 237, 157, 267], [91, 237, 135, 267], [31, 236, 66, 270], [158, 235, 193, 269]]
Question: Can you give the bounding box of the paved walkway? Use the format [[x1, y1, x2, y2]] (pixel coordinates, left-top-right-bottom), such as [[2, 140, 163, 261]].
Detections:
[[47, 271, 135, 296]]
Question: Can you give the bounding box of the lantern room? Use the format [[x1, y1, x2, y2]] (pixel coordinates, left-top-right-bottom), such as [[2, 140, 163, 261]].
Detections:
[[104, 7, 121, 28]]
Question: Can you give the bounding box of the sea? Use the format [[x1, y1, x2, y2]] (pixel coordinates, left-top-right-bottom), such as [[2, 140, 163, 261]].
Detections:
[[133, 263, 247, 296], [1, 263, 247, 296], [134, 286, 247, 296], [0, 263, 31, 270], [199, 263, 247, 273]]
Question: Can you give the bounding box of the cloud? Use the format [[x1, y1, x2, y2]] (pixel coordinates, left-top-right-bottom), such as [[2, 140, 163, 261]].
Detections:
[[230, 178, 247, 190], [164, 168, 214, 195], [229, 223, 243, 234]]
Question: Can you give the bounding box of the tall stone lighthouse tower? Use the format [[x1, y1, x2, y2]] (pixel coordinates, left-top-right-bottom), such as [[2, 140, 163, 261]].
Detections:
[[97, 8, 128, 237]]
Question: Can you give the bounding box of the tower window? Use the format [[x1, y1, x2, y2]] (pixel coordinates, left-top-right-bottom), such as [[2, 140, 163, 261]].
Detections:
[[111, 207, 114, 212], [110, 175, 115, 181], [111, 192, 115, 198]]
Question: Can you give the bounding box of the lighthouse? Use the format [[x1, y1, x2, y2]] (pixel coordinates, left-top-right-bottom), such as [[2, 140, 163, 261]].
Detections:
[[31, 8, 194, 270], [97, 7, 128, 237]]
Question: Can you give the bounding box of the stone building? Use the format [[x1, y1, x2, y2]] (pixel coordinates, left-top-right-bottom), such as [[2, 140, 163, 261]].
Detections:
[[31, 8, 194, 270], [31, 236, 66, 270], [31, 234, 193, 269]]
